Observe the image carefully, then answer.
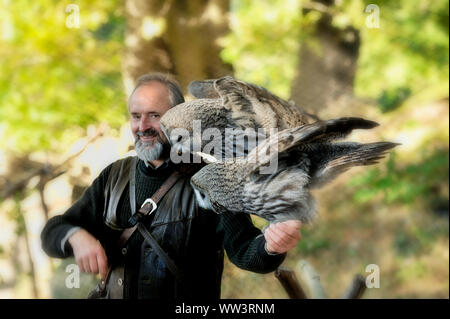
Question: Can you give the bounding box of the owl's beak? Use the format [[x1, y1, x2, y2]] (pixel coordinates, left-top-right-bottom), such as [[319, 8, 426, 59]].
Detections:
[[159, 124, 171, 145], [191, 183, 215, 212], [194, 152, 219, 164]]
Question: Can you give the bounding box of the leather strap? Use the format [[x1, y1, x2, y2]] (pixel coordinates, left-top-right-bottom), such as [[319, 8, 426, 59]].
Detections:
[[117, 226, 137, 251], [138, 171, 180, 216], [129, 157, 137, 218], [118, 169, 182, 280], [137, 223, 183, 280], [117, 170, 181, 248]]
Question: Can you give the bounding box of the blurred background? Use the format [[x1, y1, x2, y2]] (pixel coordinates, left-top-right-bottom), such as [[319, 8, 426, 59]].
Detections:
[[0, 0, 448, 299]]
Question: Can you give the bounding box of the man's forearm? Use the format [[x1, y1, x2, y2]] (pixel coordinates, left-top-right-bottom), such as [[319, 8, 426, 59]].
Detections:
[[61, 226, 82, 254], [221, 212, 286, 273], [41, 215, 79, 258]]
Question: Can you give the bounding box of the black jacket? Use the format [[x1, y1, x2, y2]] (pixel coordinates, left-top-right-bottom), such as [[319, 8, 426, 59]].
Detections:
[[41, 157, 285, 299]]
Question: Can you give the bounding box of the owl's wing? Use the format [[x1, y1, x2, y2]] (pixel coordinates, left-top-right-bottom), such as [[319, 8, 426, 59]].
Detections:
[[189, 76, 314, 130], [307, 141, 400, 188], [245, 117, 379, 172], [188, 79, 220, 99]]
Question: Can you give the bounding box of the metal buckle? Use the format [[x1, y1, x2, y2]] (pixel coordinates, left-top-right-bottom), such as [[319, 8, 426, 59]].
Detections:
[[141, 198, 158, 215]]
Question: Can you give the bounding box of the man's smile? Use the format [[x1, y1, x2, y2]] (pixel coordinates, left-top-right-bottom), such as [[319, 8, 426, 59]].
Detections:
[[139, 135, 156, 143], [136, 128, 161, 144]]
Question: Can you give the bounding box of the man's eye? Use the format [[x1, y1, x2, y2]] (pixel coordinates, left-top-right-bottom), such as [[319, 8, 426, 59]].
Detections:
[[151, 114, 160, 119]]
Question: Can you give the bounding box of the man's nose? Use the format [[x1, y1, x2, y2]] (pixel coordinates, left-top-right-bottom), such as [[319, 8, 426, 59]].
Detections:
[[138, 116, 156, 132]]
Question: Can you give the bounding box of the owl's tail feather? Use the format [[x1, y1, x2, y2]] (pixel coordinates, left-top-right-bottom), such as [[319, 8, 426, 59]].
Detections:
[[311, 117, 379, 142], [309, 141, 400, 188]]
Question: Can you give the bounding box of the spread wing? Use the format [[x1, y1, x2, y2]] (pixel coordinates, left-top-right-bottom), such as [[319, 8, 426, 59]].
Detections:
[[245, 117, 380, 172], [307, 141, 399, 188], [189, 76, 316, 131]]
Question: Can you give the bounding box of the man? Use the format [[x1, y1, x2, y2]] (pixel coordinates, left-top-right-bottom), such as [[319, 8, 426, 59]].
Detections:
[[41, 73, 302, 299]]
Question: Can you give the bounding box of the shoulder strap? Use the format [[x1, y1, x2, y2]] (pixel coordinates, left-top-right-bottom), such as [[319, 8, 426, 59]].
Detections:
[[97, 166, 182, 294], [137, 223, 183, 281], [117, 170, 181, 248], [116, 168, 183, 280]]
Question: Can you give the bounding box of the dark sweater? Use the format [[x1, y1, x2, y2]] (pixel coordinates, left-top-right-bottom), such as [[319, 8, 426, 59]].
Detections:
[[41, 158, 285, 299]]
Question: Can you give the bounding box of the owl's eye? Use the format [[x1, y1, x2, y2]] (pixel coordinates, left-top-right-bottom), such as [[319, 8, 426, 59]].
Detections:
[[177, 135, 183, 142]]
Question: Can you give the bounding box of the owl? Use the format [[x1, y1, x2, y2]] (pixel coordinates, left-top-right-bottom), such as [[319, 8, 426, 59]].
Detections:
[[160, 76, 318, 161], [190, 117, 399, 224]]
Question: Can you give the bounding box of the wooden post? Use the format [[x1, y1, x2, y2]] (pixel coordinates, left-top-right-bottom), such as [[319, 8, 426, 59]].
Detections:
[[274, 266, 308, 299], [341, 274, 367, 299], [295, 260, 327, 299], [276, 260, 368, 299]]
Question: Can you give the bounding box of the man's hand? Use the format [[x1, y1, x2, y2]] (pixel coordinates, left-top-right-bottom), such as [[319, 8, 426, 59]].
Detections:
[[264, 220, 302, 254], [68, 228, 108, 280]]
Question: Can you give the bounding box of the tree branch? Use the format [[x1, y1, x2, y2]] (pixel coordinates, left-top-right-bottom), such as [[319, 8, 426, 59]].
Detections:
[[0, 126, 104, 201]]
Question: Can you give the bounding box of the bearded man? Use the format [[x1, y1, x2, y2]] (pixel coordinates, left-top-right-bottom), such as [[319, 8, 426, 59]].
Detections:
[[41, 73, 302, 299]]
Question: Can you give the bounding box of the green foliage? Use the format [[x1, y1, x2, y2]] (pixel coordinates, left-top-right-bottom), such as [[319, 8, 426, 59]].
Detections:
[[297, 236, 331, 255], [223, 0, 449, 104], [0, 0, 127, 154], [394, 232, 422, 257], [296, 227, 331, 255], [394, 219, 448, 257], [2, 0, 447, 153], [354, 0, 449, 101], [221, 0, 304, 99], [377, 87, 412, 113], [349, 149, 449, 208], [396, 260, 429, 282]]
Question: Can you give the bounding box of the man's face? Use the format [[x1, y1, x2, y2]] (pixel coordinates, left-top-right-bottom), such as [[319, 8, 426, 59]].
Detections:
[[128, 82, 172, 162]]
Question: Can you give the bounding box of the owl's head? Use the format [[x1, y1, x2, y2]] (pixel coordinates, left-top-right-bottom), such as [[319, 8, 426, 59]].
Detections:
[[160, 98, 227, 160], [190, 162, 239, 214]]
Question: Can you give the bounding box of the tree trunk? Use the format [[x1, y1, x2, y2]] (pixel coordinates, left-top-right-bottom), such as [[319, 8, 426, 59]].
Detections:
[[14, 199, 39, 298], [123, 0, 232, 95], [290, 0, 360, 118]]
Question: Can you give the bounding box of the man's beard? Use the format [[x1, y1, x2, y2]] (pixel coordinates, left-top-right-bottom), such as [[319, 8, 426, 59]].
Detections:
[[135, 129, 169, 163]]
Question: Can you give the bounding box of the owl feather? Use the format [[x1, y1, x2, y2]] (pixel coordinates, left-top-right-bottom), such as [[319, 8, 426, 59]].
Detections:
[[190, 117, 399, 223], [161, 76, 317, 160]]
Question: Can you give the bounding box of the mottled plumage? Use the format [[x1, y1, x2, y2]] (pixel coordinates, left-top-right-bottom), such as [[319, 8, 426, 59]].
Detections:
[[189, 76, 316, 129], [190, 117, 399, 223], [160, 76, 317, 160]]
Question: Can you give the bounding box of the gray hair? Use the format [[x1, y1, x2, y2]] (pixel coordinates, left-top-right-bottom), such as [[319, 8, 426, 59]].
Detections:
[[130, 73, 185, 107]]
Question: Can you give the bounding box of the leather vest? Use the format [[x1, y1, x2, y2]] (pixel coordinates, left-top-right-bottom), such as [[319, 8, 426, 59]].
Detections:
[[102, 157, 224, 299]]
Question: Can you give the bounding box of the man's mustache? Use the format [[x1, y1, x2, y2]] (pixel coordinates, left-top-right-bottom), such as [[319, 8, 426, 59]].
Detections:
[[137, 129, 159, 138], [136, 129, 169, 146]]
